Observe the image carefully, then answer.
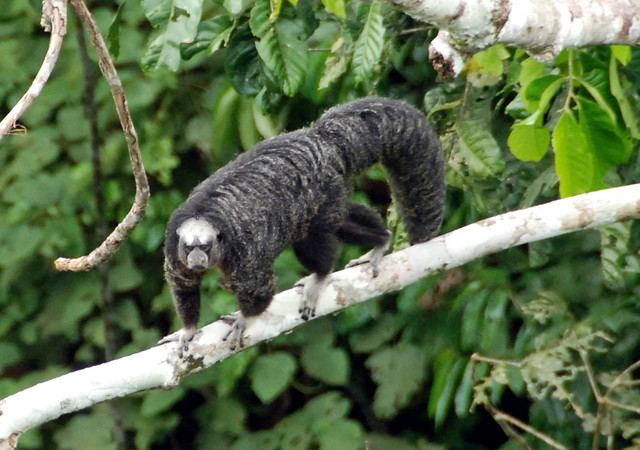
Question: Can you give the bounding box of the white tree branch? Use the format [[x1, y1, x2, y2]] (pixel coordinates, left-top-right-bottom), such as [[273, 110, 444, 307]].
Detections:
[[0, 0, 67, 140], [390, 0, 640, 77], [2, 183, 640, 448]]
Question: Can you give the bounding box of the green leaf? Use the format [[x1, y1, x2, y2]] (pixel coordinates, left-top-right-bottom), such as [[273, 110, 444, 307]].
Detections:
[[106, 0, 126, 59], [552, 112, 593, 197], [577, 96, 631, 167], [225, 25, 263, 96], [352, 1, 385, 85], [250, 352, 297, 404], [468, 45, 509, 87], [611, 45, 631, 65], [321, 0, 346, 18], [223, 0, 255, 15], [317, 421, 363, 450], [141, 388, 186, 416], [480, 290, 509, 352], [428, 350, 454, 419], [250, 0, 308, 96], [508, 119, 550, 162], [522, 75, 563, 113], [456, 120, 505, 177], [518, 57, 546, 91], [211, 85, 242, 160], [348, 314, 397, 354], [141, 0, 204, 71], [434, 357, 466, 428], [366, 343, 426, 419], [600, 222, 632, 289], [454, 359, 475, 417], [318, 37, 351, 90], [609, 52, 640, 139], [180, 16, 233, 60], [301, 343, 350, 386]]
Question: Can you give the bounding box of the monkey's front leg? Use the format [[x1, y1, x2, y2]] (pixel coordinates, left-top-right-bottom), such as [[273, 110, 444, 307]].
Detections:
[[222, 269, 277, 350], [158, 285, 202, 355]]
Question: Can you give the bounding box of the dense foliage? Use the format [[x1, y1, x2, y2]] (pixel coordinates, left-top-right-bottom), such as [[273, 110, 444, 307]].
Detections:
[[1, 0, 640, 448]]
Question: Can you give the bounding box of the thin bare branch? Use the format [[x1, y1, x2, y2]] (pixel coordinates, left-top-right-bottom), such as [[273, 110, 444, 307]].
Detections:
[[492, 408, 570, 450], [0, 0, 67, 140], [54, 0, 150, 272]]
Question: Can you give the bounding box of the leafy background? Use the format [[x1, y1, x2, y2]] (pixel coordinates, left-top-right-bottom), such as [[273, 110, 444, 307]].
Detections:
[[2, 0, 640, 448]]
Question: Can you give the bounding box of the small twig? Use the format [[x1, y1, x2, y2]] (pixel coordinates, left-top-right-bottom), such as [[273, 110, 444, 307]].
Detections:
[[54, 0, 149, 272], [471, 353, 522, 368], [492, 408, 570, 450], [0, 0, 67, 140]]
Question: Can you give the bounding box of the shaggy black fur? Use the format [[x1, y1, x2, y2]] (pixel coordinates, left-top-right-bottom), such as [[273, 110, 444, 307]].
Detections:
[[163, 97, 445, 344]]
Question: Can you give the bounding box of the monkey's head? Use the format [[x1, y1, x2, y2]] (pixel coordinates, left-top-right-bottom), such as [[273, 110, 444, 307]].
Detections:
[[176, 217, 222, 272]]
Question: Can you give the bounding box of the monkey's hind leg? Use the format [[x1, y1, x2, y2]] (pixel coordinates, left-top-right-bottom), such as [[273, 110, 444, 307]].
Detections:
[[293, 230, 340, 320], [338, 203, 391, 277]]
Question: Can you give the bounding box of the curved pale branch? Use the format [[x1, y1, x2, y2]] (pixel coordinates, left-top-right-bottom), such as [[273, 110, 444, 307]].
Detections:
[[0, 0, 67, 140], [2, 183, 640, 447], [390, 0, 640, 77], [54, 0, 150, 272]]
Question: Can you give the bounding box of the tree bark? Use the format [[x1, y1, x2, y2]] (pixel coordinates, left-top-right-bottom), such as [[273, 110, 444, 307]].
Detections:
[[2, 183, 640, 448], [390, 0, 640, 77]]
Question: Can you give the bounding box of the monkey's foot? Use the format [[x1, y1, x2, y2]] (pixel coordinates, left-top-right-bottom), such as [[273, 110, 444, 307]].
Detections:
[[299, 274, 329, 320], [221, 313, 247, 350], [345, 236, 390, 278], [158, 327, 199, 357]]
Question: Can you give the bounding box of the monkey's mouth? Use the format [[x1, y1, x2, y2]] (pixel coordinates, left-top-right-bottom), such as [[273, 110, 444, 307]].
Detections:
[[187, 249, 209, 271]]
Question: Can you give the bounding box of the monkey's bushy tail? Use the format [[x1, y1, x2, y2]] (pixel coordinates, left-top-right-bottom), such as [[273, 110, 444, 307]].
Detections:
[[315, 97, 445, 243]]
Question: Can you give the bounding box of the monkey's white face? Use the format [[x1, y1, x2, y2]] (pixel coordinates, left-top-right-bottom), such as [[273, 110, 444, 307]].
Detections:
[[176, 218, 220, 272]]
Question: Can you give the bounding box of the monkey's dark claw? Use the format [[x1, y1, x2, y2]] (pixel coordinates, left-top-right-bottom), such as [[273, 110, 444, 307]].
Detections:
[[221, 314, 247, 350]]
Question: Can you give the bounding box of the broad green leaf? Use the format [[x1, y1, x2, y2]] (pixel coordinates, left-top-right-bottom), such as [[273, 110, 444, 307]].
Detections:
[[454, 359, 475, 417], [348, 314, 397, 354], [301, 343, 350, 386], [552, 112, 593, 197], [519, 57, 546, 91], [238, 97, 262, 150], [480, 290, 509, 352], [508, 121, 550, 162], [600, 221, 632, 289], [223, 0, 255, 15], [428, 350, 455, 419], [318, 37, 351, 90], [460, 288, 488, 351], [249, 352, 297, 404], [467, 45, 509, 87], [352, 1, 385, 85], [611, 45, 631, 65], [106, 0, 126, 59], [456, 120, 505, 177], [317, 421, 363, 450], [577, 96, 631, 167], [225, 25, 263, 96], [251, 0, 309, 96], [366, 343, 426, 419], [434, 357, 466, 428], [141, 388, 186, 416], [522, 75, 563, 113], [211, 85, 242, 160], [141, 0, 203, 71], [609, 52, 640, 139], [180, 16, 233, 60], [322, 0, 346, 18], [578, 78, 617, 124]]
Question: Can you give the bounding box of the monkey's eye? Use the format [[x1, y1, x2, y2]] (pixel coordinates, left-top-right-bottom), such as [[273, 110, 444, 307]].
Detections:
[[199, 243, 212, 253], [185, 245, 195, 252]]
